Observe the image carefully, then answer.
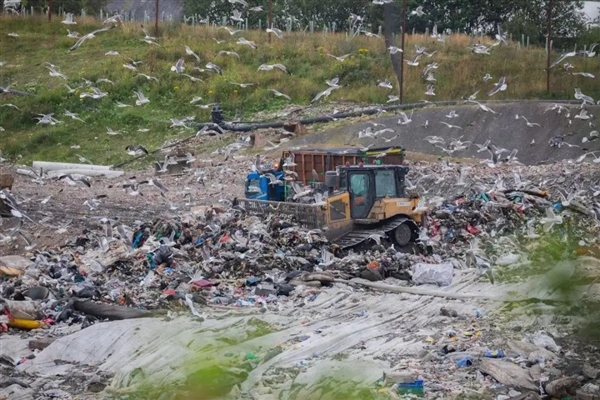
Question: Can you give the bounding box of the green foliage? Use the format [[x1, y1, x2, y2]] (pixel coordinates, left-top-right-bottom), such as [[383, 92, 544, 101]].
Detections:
[[22, 0, 109, 14], [574, 26, 600, 48], [504, 0, 586, 47], [1, 16, 600, 165], [232, 0, 587, 40], [502, 221, 600, 344]]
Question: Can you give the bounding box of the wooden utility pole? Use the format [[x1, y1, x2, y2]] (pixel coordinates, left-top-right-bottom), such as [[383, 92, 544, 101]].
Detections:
[[400, 0, 407, 103], [546, 0, 553, 93], [383, 3, 403, 99], [155, 0, 159, 36], [268, 0, 273, 43], [48, 0, 53, 21]]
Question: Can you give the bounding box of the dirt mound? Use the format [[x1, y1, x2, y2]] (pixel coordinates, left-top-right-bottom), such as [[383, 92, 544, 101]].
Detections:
[[299, 102, 600, 165]]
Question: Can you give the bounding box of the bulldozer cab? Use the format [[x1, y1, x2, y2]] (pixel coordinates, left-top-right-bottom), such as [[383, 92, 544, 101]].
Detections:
[[338, 165, 409, 219]]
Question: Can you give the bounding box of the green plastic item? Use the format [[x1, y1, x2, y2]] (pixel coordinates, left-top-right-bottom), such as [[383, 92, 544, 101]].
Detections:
[[245, 352, 260, 360]]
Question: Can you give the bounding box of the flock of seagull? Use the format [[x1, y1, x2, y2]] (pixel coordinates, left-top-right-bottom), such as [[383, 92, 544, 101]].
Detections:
[[1, 2, 600, 231], [349, 95, 600, 167]]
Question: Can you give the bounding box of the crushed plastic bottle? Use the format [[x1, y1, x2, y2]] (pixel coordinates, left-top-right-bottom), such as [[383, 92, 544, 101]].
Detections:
[[484, 349, 505, 358]]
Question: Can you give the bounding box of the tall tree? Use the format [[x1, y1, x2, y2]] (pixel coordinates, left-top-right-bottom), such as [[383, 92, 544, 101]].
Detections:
[[22, 0, 109, 14], [371, 0, 584, 39], [504, 0, 586, 45], [183, 0, 371, 31]]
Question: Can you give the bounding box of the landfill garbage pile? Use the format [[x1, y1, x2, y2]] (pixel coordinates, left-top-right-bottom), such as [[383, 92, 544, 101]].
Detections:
[[0, 159, 599, 399]]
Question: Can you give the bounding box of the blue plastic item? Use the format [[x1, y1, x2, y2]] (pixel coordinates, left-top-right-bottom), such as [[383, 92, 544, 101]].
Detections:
[[456, 357, 473, 367], [397, 380, 424, 396], [485, 349, 505, 358], [132, 232, 144, 248], [246, 277, 260, 286], [244, 170, 286, 201], [146, 253, 156, 269]]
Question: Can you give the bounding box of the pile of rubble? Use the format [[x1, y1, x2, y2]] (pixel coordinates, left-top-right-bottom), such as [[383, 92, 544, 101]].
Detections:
[[0, 159, 599, 399]]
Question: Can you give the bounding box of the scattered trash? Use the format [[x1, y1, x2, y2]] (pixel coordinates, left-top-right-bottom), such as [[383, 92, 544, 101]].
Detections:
[[412, 263, 454, 286], [0, 148, 598, 399], [530, 331, 562, 353], [397, 380, 425, 396], [485, 349, 505, 358], [456, 357, 473, 367]]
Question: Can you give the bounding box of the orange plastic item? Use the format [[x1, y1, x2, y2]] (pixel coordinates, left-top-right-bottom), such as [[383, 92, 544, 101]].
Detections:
[[8, 318, 44, 330]]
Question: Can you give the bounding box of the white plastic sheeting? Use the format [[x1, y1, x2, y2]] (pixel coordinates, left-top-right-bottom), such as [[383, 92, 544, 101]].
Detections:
[[13, 267, 598, 397], [412, 262, 454, 286]]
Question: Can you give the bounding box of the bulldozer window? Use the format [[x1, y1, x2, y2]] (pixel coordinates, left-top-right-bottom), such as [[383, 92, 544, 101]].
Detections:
[[375, 170, 396, 198], [349, 172, 373, 219], [350, 173, 368, 196]]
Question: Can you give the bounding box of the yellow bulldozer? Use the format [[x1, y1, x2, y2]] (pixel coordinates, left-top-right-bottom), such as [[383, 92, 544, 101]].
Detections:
[[241, 147, 423, 249]]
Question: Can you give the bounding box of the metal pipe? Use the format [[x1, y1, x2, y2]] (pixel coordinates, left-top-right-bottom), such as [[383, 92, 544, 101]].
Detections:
[[194, 99, 583, 132], [400, 0, 407, 103]]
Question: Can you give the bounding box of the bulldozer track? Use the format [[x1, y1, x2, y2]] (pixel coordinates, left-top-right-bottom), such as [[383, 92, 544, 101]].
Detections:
[[334, 217, 413, 249]]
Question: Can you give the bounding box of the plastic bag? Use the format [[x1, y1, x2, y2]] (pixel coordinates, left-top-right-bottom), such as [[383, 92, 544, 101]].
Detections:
[[412, 263, 453, 286], [530, 331, 561, 353]]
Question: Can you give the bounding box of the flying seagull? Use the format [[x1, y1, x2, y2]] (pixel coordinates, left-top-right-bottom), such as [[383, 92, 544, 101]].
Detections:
[[439, 121, 463, 130], [61, 12, 77, 25], [326, 53, 351, 62], [377, 80, 393, 89], [133, 90, 150, 106], [467, 99, 497, 114], [46, 65, 68, 80], [140, 24, 156, 40], [206, 62, 223, 75], [67, 29, 80, 38], [405, 54, 422, 66], [574, 88, 594, 105], [64, 110, 84, 122], [237, 37, 257, 49], [268, 89, 291, 101], [310, 86, 340, 104], [488, 76, 507, 96], [217, 50, 240, 59], [550, 51, 577, 68], [171, 58, 185, 74], [219, 26, 243, 35], [515, 114, 541, 127], [410, 5, 424, 16], [185, 45, 201, 62], [266, 27, 283, 39], [69, 25, 115, 52], [495, 24, 507, 44], [258, 63, 290, 74]]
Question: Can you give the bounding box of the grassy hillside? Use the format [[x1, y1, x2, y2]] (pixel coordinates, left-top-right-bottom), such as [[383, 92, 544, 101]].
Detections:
[[1, 15, 599, 165]]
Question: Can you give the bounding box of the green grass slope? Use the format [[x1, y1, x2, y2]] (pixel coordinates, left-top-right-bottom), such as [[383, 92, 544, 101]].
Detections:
[[1, 16, 599, 165]]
